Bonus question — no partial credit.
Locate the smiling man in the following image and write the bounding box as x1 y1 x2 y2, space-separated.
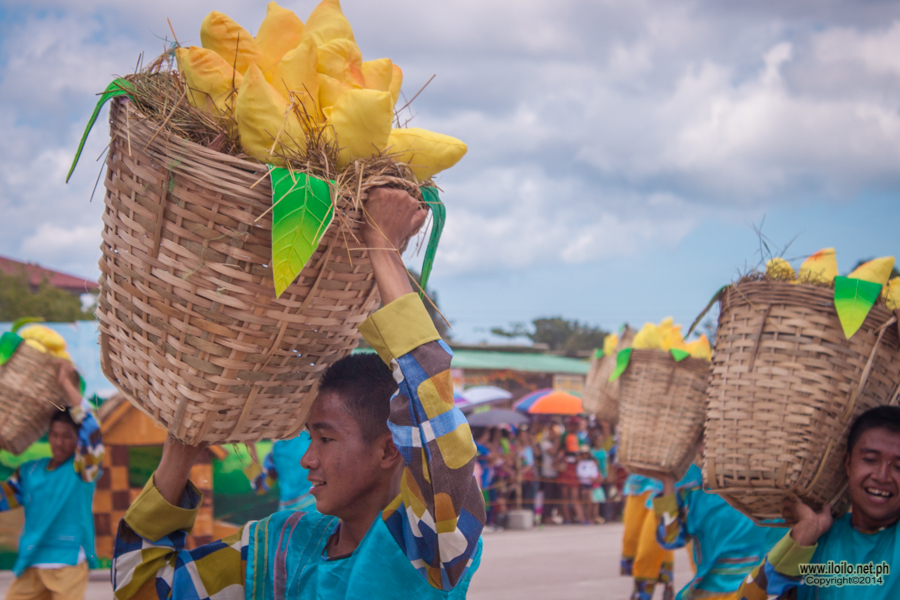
111 188 486 600
738 405 900 599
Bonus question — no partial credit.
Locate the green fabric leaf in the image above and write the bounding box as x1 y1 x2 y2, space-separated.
670 348 690 362
609 348 632 382
66 78 136 183
270 168 334 298
834 276 883 339
592 348 604 359
11 317 44 333
77 374 87 396
0 332 23 366
419 187 445 298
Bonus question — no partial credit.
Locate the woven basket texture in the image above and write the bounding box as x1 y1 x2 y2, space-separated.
0 344 67 454
705 280 900 523
617 349 709 479
582 328 634 423
97 98 420 445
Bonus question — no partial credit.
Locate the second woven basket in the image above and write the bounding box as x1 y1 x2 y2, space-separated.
582 328 634 424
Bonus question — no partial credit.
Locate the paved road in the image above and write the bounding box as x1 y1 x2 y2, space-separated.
0 522 691 599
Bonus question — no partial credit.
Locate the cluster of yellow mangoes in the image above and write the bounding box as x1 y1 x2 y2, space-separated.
766 250 899 310
607 319 711 361
19 326 72 362
175 0 467 179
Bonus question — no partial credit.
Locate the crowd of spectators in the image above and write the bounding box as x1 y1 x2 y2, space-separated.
473 416 626 530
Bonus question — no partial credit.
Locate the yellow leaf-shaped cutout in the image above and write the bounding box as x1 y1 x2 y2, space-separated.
389 64 403 106
885 277 900 311
176 46 243 119
50 348 72 362
386 128 468 181
303 0 355 45
255 2 305 78
685 335 711 361
200 11 266 76
798 248 838 284
657 317 674 340
24 339 47 354
631 323 662 350
271 37 319 120
602 333 619 357
362 58 393 91
661 326 686 352
324 89 393 169
318 73 351 113
20 325 66 351
848 256 895 287
766 257 795 280
317 38 365 88
236 63 306 165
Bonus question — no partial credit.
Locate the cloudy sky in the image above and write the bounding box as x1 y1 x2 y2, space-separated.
1 0 899 342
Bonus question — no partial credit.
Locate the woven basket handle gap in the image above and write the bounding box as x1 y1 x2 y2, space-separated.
747 305 773 373
841 314 898 423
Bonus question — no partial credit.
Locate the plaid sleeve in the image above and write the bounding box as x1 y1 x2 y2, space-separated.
653 492 688 550
0 468 23 511
361 294 486 591
113 477 250 600
738 532 816 600
70 399 105 483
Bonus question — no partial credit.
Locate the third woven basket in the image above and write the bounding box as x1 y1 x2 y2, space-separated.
616 349 709 479
705 279 900 523
582 328 634 423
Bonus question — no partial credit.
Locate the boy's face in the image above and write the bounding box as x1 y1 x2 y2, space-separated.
301 390 393 519
48 421 78 464
845 427 900 530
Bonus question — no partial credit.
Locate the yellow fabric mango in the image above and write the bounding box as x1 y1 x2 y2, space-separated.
386 128 468 181
176 46 243 118
662 326 687 352
50 348 72 362
885 277 900 311
255 2 305 77
848 257 895 287
766 257 795 280
200 11 266 75
24 339 47 354
389 64 403 106
271 37 320 119
324 89 393 169
20 325 66 352
318 73 352 113
602 333 619 357
657 317 675 339
303 0 355 45
236 64 306 164
798 248 838 284
362 59 393 91
686 335 712 361
631 323 662 351
317 38 365 88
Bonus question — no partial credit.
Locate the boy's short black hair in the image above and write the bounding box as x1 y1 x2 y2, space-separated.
847 406 900 454
318 353 398 443
50 408 78 432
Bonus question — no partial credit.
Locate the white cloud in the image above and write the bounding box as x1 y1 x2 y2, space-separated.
20 224 100 271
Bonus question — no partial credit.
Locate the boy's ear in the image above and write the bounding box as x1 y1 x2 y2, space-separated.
378 435 402 468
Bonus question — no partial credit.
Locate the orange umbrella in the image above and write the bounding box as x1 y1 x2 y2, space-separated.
526 390 584 415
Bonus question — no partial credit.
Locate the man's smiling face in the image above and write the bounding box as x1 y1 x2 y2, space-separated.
845 427 900 531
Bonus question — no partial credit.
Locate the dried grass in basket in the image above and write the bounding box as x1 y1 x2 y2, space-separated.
616 349 709 479
582 328 634 423
96 93 427 446
0 344 70 454
704 279 900 524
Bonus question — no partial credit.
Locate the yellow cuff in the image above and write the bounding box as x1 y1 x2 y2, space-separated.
359 293 441 365
767 531 818 577
652 493 678 518
124 476 203 542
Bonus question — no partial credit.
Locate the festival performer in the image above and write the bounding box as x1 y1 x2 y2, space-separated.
0 361 104 600
621 471 676 600
111 188 486 599
248 433 318 513
739 405 900 600
655 463 788 600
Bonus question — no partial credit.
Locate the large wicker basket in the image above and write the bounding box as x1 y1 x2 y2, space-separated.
96 98 420 445
705 280 900 523
582 328 634 423
0 344 68 454
617 349 709 479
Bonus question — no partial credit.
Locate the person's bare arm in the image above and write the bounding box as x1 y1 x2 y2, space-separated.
154 436 207 505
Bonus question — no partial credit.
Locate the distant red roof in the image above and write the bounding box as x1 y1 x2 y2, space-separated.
0 256 99 295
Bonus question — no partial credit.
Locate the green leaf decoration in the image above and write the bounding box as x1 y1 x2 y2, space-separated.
592 348 604 360
11 317 44 333
609 348 633 382
67 78 136 183
77 374 87 396
270 168 334 298
419 186 445 298
834 276 883 339
0 332 23 366
670 348 690 362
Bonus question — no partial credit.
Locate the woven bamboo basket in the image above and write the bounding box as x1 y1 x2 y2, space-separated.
96 98 422 445
616 349 710 479
582 328 634 423
0 344 69 454
705 280 900 523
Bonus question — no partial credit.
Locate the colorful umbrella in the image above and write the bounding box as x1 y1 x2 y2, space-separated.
454 391 468 407
514 388 554 412
461 385 513 406
525 390 584 415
